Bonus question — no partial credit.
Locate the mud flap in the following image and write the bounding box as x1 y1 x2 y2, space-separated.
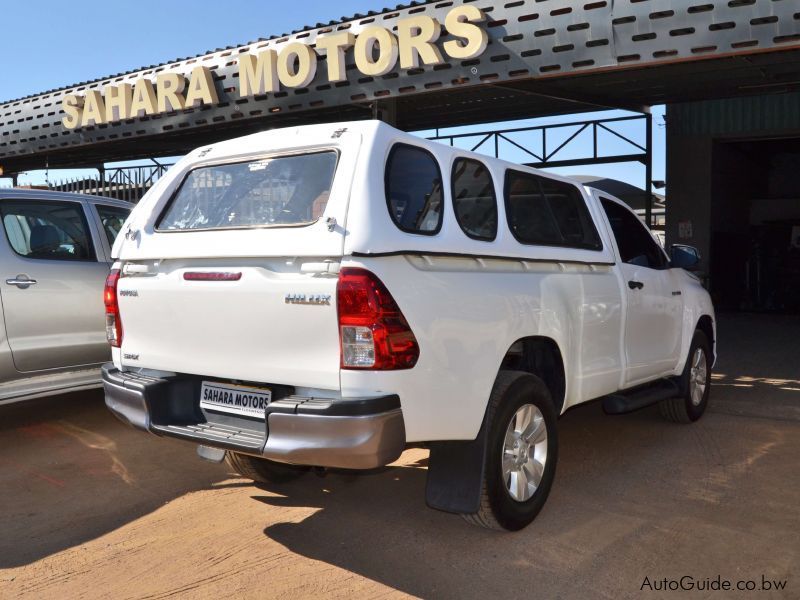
425 416 489 514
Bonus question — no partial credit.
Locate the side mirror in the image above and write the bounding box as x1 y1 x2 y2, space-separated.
670 244 701 271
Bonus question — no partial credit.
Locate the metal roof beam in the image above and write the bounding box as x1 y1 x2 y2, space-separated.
0 0 798 171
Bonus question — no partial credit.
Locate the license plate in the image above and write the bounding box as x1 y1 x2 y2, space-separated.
199 381 272 418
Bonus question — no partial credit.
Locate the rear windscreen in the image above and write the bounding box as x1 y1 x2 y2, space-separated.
157 151 337 230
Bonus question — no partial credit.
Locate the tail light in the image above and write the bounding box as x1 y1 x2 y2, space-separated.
337 267 419 370
104 269 123 347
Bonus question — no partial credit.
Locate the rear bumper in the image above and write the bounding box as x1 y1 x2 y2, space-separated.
102 364 405 469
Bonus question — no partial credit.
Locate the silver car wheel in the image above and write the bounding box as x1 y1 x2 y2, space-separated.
502 403 548 502
689 347 708 407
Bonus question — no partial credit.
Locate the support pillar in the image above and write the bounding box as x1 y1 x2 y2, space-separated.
645 112 653 228
98 165 106 195
373 99 398 127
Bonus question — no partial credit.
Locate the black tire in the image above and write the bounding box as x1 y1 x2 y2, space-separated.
462 371 558 531
225 451 309 484
660 330 712 424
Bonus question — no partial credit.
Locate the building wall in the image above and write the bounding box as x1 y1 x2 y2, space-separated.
668 93 800 138
665 134 714 271
666 93 800 274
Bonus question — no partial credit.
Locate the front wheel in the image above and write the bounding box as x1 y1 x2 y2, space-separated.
660 330 712 423
462 371 559 531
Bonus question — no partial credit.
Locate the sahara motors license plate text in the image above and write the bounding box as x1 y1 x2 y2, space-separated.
199 381 272 418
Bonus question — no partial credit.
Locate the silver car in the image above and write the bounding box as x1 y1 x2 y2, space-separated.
0 189 131 403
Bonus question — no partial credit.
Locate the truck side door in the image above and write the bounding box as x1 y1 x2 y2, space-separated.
597 195 684 385
0 196 111 372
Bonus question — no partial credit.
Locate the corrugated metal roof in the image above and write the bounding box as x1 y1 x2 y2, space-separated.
0 1 435 105
3 0 800 174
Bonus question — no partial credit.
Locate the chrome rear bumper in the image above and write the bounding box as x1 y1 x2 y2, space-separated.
102 364 405 470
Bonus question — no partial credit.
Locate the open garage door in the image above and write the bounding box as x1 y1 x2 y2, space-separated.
710 138 800 313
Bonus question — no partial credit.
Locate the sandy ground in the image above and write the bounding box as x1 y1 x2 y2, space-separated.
0 314 798 599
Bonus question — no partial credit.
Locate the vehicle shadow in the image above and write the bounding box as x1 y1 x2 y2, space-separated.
254 401 734 599
4 313 794 586
0 390 235 569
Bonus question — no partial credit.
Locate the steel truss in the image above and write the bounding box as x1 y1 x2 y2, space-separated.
429 112 655 224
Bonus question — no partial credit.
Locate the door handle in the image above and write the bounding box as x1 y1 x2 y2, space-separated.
6 276 37 289
628 280 644 290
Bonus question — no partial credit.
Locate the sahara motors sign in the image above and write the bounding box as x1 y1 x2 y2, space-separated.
61 5 487 130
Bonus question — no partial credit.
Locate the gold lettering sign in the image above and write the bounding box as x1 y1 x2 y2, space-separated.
277 43 317 88
130 79 157 118
397 16 444 69
315 32 355 83
239 50 279 96
443 5 489 60
156 73 187 113
354 26 399 77
61 7 487 129
80 90 105 127
105 83 132 122
62 94 84 129
185 66 219 107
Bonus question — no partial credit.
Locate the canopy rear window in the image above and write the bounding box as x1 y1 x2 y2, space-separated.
157 151 338 231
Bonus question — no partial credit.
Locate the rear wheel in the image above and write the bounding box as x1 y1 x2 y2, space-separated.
462 371 558 531
225 451 308 484
660 330 711 423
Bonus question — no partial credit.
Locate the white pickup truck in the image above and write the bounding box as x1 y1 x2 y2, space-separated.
103 120 715 531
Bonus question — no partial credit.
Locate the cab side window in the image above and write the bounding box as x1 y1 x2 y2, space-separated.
600 197 667 269
385 144 443 235
0 200 96 261
504 170 602 250
96 204 131 247
451 158 497 241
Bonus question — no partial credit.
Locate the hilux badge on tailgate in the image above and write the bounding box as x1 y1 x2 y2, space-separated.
285 293 331 305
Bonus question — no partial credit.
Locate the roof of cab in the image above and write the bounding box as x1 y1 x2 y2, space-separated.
184 120 386 164
117 119 619 265
0 188 133 208
179 119 588 191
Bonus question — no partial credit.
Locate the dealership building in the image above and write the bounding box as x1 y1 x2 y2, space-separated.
1 0 799 311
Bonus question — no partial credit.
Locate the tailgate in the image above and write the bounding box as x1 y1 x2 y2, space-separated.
117 258 341 389
113 132 362 390
115 130 361 262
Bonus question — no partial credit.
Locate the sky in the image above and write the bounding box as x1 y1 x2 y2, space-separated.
0 0 665 190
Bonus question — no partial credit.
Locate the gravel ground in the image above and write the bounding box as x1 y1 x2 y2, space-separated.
0 313 798 599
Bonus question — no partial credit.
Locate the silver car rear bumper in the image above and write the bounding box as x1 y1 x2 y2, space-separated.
102 364 406 470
